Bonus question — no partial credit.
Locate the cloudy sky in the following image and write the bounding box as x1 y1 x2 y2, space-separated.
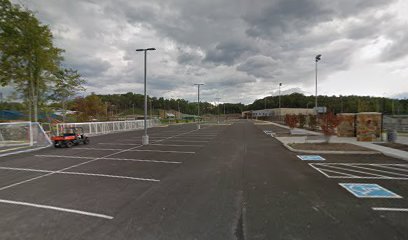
12 0 408 103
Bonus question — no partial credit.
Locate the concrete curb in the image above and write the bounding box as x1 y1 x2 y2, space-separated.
273 137 381 155
283 142 381 155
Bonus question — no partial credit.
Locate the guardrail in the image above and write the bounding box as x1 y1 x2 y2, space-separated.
56 119 160 136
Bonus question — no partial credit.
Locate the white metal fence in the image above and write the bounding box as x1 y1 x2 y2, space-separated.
56 119 160 136
0 122 52 157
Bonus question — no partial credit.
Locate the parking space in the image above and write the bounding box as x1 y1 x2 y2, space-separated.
0 123 227 231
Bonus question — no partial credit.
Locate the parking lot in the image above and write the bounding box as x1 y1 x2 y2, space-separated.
0 123 233 239
0 120 407 240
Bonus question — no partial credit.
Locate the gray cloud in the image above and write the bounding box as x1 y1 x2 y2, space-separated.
12 0 408 103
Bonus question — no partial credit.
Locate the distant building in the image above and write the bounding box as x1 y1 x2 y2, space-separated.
243 108 316 119
252 108 316 117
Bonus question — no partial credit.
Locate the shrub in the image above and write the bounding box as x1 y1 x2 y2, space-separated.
308 114 317 130
284 114 298 129
320 112 340 138
298 114 306 128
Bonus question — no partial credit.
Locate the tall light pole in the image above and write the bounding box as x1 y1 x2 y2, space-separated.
215 97 221 124
136 47 156 145
194 83 204 129
315 54 322 111
278 83 282 108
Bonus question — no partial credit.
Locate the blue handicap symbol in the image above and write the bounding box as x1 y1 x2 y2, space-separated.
339 183 402 198
297 155 325 161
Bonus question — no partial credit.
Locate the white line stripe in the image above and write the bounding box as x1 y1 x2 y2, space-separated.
318 165 390 178
149 144 204 147
0 199 113 219
0 166 160 182
0 128 200 191
340 164 408 177
74 148 195 154
372 207 408 212
131 149 195 154
315 168 359 177
98 143 140 146
36 155 95 160
376 165 408 173
165 140 209 143
35 155 181 164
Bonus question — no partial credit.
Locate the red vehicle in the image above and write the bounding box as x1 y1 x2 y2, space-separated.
51 127 90 148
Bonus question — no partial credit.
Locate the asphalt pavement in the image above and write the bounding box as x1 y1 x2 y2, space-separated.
0 120 406 239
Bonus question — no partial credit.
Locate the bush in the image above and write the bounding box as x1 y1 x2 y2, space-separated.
284 114 298 129
298 114 306 128
308 114 317 130
320 112 340 137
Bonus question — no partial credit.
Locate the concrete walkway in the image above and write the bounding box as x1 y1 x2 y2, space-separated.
267 121 408 161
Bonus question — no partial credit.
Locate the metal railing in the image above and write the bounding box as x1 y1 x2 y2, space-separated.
56 119 160 136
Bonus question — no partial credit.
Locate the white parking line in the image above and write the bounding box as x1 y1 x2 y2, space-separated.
35 155 182 164
130 149 195 154
0 199 113 219
0 166 160 182
165 140 209 143
309 163 408 180
149 144 204 147
73 148 195 154
0 128 200 191
372 207 408 212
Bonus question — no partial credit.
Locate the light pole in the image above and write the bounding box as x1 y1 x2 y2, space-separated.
215 97 221 124
278 83 282 108
315 54 322 111
194 83 204 129
136 47 156 145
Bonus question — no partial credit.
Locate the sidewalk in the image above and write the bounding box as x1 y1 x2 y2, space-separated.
269 121 408 161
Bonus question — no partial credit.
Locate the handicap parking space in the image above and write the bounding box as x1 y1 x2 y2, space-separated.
294 152 408 215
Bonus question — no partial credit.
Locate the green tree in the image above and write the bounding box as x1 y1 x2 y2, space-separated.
0 0 63 122
72 94 105 122
51 68 85 122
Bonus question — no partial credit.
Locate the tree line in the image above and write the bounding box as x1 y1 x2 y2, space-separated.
247 93 408 115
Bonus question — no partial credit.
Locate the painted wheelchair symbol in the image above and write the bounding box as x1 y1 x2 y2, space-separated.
339 183 402 198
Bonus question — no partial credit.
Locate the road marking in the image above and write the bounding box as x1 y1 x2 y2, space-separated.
35 155 182 164
98 143 203 147
130 149 195 154
309 163 408 180
0 199 113 219
339 183 402 198
36 154 94 159
0 166 160 182
98 143 141 146
0 128 200 191
165 140 209 143
318 165 389 178
0 146 31 153
297 155 326 161
372 207 408 212
74 148 195 154
149 144 204 147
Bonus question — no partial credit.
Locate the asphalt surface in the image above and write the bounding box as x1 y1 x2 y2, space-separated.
0 120 406 239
